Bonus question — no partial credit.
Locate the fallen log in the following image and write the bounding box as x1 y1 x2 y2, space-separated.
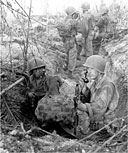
0 77 24 96
93 125 127 153
60 115 128 151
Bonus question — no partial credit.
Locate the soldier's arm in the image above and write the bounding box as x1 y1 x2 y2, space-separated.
91 83 114 115
78 83 114 111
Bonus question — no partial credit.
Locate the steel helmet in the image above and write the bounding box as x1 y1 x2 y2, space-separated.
83 55 106 73
81 2 90 10
100 6 109 15
65 6 76 16
114 3 120 10
28 57 45 73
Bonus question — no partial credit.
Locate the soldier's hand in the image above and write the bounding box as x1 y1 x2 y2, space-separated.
77 101 87 112
28 92 36 98
79 73 85 87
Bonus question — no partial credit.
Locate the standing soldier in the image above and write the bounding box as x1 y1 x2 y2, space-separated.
93 6 110 56
75 33 84 60
56 7 79 79
78 2 94 58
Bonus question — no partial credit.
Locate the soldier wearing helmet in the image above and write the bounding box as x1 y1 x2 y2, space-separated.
76 55 119 137
27 57 63 110
65 6 76 16
93 4 110 56
28 57 46 76
76 2 94 59
81 2 90 12
56 6 79 79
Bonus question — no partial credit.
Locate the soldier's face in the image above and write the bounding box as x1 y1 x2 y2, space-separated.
87 68 99 80
34 68 45 78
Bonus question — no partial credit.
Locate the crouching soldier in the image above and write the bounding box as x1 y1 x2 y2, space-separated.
76 55 119 137
21 57 63 120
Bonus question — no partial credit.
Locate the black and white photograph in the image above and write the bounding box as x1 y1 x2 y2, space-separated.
0 0 128 152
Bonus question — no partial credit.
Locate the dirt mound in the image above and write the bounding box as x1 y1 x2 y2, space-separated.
105 34 128 119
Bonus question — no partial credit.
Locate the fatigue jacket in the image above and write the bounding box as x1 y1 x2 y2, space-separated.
60 17 78 51
95 15 109 34
88 75 119 124
78 11 94 38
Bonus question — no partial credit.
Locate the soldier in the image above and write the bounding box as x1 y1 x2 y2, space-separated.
76 55 119 137
75 33 84 60
78 2 94 58
93 6 110 56
56 7 78 79
27 57 63 110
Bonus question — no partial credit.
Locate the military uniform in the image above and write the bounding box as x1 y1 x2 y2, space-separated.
93 7 109 56
77 75 119 135
64 18 78 76
80 12 94 57
29 75 63 98
57 7 78 78
77 55 119 136
27 57 63 110
78 2 94 58
75 33 83 60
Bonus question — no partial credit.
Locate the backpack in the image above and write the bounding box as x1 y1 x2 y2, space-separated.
57 17 78 38
56 19 72 37
78 12 93 37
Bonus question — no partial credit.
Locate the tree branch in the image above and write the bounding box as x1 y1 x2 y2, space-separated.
0 77 24 96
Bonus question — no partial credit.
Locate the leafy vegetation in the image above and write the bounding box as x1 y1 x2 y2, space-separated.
0 0 128 152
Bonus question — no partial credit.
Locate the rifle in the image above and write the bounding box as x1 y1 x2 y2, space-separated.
73 69 91 135
73 83 80 135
